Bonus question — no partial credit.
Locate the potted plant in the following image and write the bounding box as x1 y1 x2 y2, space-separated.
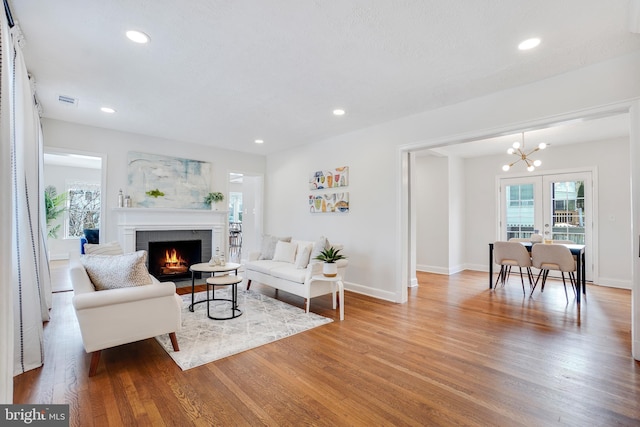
314 246 346 277
204 192 225 210
45 185 67 238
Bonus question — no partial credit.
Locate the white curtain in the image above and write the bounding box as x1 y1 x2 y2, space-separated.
0 2 14 404
1 5 52 384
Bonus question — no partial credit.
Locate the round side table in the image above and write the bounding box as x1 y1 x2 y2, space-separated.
188 262 241 312
206 275 243 320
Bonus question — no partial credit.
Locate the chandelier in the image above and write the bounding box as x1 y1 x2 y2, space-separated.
502 132 547 172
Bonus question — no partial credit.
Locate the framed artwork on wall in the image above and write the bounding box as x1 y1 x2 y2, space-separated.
127 151 211 209
309 166 349 190
309 192 349 213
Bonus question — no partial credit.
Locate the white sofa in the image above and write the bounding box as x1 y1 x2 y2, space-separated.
69 255 182 376
244 238 347 314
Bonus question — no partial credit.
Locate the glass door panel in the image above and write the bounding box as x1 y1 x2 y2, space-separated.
500 172 592 281
500 177 542 240
544 178 586 244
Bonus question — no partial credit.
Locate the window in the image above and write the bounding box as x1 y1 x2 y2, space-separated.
550 180 585 243
505 183 535 239
65 181 101 238
228 192 243 223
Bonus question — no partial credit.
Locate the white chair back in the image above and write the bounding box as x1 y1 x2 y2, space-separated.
531 243 575 272
494 241 532 267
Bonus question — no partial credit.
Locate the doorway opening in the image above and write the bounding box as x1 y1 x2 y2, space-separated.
44 149 104 260
401 107 632 304
228 171 263 263
499 171 595 281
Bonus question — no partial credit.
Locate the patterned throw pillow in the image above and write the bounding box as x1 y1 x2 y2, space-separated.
81 250 152 291
258 235 292 260
83 241 124 256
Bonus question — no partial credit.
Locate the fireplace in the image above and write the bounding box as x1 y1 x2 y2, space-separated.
148 239 201 281
115 209 226 269
136 229 212 282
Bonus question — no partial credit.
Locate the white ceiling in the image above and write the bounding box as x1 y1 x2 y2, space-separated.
420 112 631 158
9 0 640 156
44 152 102 169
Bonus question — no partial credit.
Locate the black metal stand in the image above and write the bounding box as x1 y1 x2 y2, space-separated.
206 278 243 320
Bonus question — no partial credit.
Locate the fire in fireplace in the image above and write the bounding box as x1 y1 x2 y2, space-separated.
148 240 202 281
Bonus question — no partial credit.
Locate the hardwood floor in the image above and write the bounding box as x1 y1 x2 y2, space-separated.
13 268 640 426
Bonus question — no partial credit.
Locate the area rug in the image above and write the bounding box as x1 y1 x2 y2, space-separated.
155 289 333 370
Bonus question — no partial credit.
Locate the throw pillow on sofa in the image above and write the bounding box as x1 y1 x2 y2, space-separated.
259 234 292 260
309 236 329 263
272 241 298 263
294 243 313 269
83 241 124 256
81 250 152 291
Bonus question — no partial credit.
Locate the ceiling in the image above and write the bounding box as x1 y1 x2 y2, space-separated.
9 0 640 156
420 112 631 158
43 152 102 169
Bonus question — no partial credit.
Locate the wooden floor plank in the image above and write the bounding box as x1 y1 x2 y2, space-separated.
12 265 640 425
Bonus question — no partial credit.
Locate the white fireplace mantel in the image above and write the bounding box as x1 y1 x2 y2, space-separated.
114 208 228 254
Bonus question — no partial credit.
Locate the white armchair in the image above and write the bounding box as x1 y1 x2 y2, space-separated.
69 256 182 376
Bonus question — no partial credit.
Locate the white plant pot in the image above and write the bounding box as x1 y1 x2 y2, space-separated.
323 262 338 277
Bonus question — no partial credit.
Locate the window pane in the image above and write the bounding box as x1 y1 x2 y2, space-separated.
505 184 535 239
66 182 101 238
551 180 585 244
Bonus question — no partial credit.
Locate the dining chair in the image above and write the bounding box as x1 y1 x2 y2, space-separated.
508 238 530 242
530 243 577 303
493 241 533 294
551 240 578 262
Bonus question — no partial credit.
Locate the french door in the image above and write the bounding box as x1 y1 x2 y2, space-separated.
499 171 594 281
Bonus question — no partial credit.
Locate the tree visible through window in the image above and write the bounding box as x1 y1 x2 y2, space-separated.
66 181 101 238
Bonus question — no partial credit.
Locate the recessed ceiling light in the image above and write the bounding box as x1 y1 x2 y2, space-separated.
126 30 150 44
333 109 346 116
100 107 116 113
518 38 541 50
255 139 264 144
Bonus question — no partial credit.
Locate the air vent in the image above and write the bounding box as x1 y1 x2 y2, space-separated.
58 95 78 106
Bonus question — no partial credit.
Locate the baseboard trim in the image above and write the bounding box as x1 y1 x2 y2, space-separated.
595 277 632 289
416 264 465 275
344 281 397 302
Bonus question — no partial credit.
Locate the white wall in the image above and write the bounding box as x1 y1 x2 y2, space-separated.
44 163 101 260
265 139 399 301
415 155 449 273
264 51 640 301
448 156 465 274
41 119 266 246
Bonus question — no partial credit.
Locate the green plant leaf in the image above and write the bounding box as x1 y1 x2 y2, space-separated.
146 189 165 198
313 246 346 263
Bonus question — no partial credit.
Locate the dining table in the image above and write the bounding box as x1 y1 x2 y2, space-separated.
488 242 586 304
